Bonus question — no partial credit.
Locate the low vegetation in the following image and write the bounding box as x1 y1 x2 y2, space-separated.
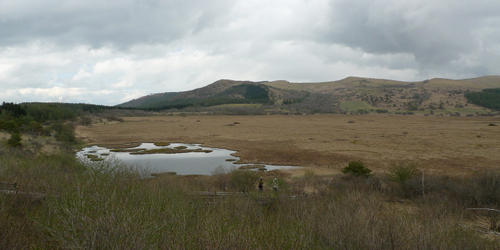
387 163 422 198
238 165 266 170
387 163 420 183
465 88 500 111
110 148 146 153
342 161 372 177
1 147 499 248
86 154 104 161
0 102 119 148
129 147 212 155
1 104 499 248
7 132 22 147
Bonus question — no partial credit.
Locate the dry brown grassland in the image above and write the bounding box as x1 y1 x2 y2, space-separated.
2 114 500 248
76 114 500 176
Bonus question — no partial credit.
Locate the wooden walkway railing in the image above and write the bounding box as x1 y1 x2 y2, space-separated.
0 182 46 200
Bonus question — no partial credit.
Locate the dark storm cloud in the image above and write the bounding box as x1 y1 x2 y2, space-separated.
0 0 233 48
323 0 500 66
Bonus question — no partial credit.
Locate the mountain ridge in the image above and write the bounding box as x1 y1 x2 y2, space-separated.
118 76 500 115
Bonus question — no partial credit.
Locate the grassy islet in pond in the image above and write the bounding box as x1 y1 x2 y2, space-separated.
110 148 146 153
129 147 212 155
108 144 210 155
86 154 104 161
238 164 265 170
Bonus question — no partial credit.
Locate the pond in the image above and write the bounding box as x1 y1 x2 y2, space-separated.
76 142 299 176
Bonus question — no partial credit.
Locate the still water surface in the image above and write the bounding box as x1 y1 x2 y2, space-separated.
77 143 299 176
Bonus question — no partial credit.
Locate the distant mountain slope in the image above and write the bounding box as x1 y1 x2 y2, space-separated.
118 76 500 115
118 80 252 109
465 88 500 110
119 80 309 110
265 76 500 92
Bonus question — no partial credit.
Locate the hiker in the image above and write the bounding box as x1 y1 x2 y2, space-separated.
258 177 264 191
272 177 279 191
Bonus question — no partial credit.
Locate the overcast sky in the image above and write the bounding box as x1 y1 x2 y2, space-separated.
1 0 499 105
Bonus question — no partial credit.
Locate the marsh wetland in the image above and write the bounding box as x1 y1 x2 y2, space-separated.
78 142 299 176
2 109 500 249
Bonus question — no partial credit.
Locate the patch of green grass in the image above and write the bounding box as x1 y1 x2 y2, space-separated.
110 148 146 153
339 101 374 112
86 154 104 161
209 103 263 109
445 107 489 114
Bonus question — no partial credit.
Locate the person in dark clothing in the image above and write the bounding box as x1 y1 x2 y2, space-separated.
258 177 264 191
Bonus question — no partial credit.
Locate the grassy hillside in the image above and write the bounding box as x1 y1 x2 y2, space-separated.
118 76 500 115
465 88 500 110
119 81 274 110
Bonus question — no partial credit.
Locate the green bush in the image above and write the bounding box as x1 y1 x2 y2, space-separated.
229 170 260 192
0 119 20 133
387 164 422 198
387 164 420 183
25 121 45 135
52 122 76 144
7 132 22 147
342 161 371 177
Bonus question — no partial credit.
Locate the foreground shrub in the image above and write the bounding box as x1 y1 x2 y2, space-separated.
51 122 76 143
342 161 371 177
386 164 423 198
229 170 260 192
7 132 21 147
212 166 232 191
1 149 499 249
0 119 20 133
457 170 500 206
387 164 420 183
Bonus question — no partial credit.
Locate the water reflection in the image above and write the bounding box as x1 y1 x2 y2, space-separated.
77 143 299 176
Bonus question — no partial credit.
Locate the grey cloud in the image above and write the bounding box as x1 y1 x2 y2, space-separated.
0 0 234 48
322 0 500 68
1 0 500 105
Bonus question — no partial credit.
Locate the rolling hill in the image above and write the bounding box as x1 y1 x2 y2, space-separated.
118 76 500 115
